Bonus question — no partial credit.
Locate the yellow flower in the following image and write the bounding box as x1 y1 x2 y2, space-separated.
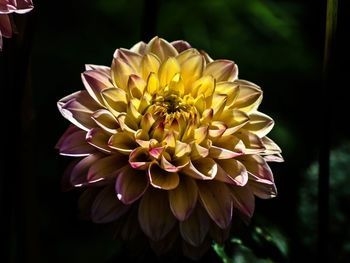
56 36 283 258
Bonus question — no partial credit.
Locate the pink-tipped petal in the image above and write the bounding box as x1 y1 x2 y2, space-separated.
215 159 248 186
148 162 180 190
115 165 149 205
230 186 255 221
182 158 217 180
146 36 178 62
70 154 103 187
171 40 192 53
86 128 112 154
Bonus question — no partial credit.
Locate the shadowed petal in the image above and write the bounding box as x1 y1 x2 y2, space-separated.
86 128 112 153
111 57 135 90
70 153 104 187
197 180 233 229
130 41 147 55
87 154 127 183
92 109 119 134
115 165 149 204
0 15 12 38
100 87 128 116
235 130 266 153
129 147 151 170
180 205 209 247
238 154 274 182
171 40 192 53
230 186 255 221
108 132 138 154
169 176 198 221
114 48 142 72
138 188 176 241
148 162 179 190
91 184 129 223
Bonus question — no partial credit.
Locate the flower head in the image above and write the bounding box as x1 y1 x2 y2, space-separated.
57 37 283 258
0 0 33 50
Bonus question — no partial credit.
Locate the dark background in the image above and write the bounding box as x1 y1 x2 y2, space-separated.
1 0 349 262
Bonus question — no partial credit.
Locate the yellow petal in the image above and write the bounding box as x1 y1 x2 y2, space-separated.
146 36 178 62
204 59 238 82
114 48 142 72
108 132 137 154
127 74 146 99
217 109 250 136
100 87 127 116
231 80 262 112
244 112 274 138
141 53 161 80
182 158 217 180
214 81 239 106
191 75 215 98
215 159 248 186
158 57 181 88
146 72 160 95
86 128 112 154
180 54 204 92
92 109 119 134
148 162 180 190
111 57 135 90
130 41 147 54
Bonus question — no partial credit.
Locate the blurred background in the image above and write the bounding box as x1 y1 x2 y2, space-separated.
1 0 349 262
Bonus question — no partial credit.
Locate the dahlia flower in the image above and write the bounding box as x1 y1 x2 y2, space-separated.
56 37 283 258
0 0 33 50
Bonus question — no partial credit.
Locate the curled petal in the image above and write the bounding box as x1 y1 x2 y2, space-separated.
81 69 113 105
214 81 239 106
146 36 178 62
87 154 127 183
191 75 215 98
238 154 274 182
91 184 129 223
180 205 209 247
57 91 99 131
209 145 242 159
148 162 180 190
215 159 248 186
182 158 217 180
86 128 112 153
217 109 249 136
197 181 233 229
169 176 198 221
129 147 150 169
115 165 149 204
70 153 103 187
101 87 127 116
108 132 138 154
249 180 277 199
127 74 146 99
204 60 238 82
138 188 176 241
231 80 262 112
244 112 274 138
92 109 119 134
235 130 266 153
